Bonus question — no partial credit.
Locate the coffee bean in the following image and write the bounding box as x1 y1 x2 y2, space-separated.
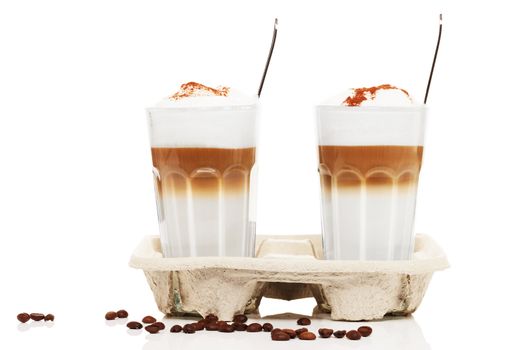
298 331 316 340
297 317 311 326
152 322 165 330
29 313 45 321
216 320 228 327
219 324 235 333
205 314 219 323
205 322 219 331
358 326 373 337
44 314 55 322
262 323 273 332
170 325 182 333
282 329 297 339
142 316 156 324
145 325 160 334
246 323 262 332
183 324 196 334
318 328 333 338
295 327 308 335
333 330 347 338
116 310 128 318
127 321 143 330
17 313 30 323
105 311 117 320
233 322 248 331
271 330 290 341
192 322 204 331
233 314 248 323
346 330 361 340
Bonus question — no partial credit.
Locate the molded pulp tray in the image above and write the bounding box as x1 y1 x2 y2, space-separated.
129 234 448 321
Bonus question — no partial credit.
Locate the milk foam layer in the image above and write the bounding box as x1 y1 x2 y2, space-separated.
317 106 426 146
323 84 413 107
155 82 257 108
148 82 257 148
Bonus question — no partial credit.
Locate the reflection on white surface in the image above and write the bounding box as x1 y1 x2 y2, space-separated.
141 315 430 350
17 321 54 332
104 318 128 327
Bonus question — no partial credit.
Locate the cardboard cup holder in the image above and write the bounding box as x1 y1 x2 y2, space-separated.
129 234 448 321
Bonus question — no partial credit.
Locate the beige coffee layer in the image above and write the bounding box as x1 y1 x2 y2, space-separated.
151 147 256 195
318 145 423 188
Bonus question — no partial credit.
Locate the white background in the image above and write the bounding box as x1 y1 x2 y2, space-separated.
1 0 524 349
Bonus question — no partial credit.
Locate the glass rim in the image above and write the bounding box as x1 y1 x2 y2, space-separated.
316 104 427 112
147 103 258 113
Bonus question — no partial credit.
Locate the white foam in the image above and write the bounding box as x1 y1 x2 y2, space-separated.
147 102 258 148
323 87 413 106
360 88 413 106
155 88 258 108
316 106 426 146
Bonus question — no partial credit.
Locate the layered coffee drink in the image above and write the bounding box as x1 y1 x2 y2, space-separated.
147 82 258 257
317 85 426 260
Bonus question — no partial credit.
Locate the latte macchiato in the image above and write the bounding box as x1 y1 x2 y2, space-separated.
148 82 258 257
317 85 426 260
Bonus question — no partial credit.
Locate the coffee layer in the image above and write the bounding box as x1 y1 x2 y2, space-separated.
151 147 256 257
152 147 256 195
318 146 423 188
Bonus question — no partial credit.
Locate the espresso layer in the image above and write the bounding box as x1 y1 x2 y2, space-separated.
318 145 423 188
151 147 256 195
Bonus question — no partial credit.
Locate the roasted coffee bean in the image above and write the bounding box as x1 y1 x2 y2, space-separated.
219 324 235 333
116 310 128 318
145 325 160 334
44 314 55 322
298 331 316 340
246 323 263 332
205 314 219 323
318 328 333 338
233 314 248 323
126 321 143 330
105 311 117 321
216 320 228 327
271 330 290 341
170 325 182 333
152 322 165 330
30 313 45 321
346 330 361 340
17 313 30 323
333 330 347 338
183 324 196 334
358 326 373 337
262 323 273 332
271 328 281 334
233 322 248 331
295 327 308 335
297 317 311 326
282 329 297 339
142 316 156 324
192 322 204 331
184 324 197 333
205 322 219 331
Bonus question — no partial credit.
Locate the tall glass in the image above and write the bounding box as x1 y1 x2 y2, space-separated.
317 105 426 260
147 104 258 257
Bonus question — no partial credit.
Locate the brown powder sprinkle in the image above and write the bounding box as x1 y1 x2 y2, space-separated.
342 84 410 106
170 82 230 100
